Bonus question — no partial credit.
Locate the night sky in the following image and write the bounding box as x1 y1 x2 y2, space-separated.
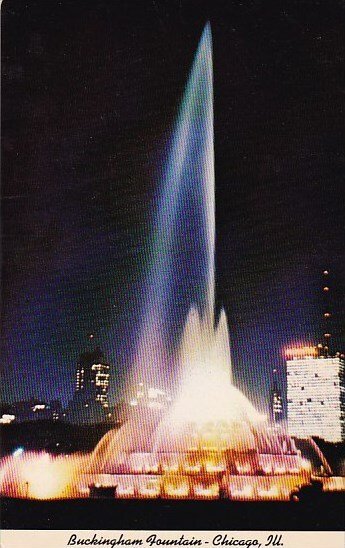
2 0 345 414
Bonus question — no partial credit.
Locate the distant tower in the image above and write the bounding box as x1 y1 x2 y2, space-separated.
75 347 110 409
321 269 332 356
271 368 283 424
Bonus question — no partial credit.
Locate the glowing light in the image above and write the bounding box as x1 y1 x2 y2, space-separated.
262 465 272 474
231 485 254 499
133 465 143 473
0 451 89 500
323 286 329 292
165 482 189 498
205 462 226 473
139 485 160 498
159 308 264 433
184 464 201 473
117 485 135 496
32 405 45 412
12 447 24 458
236 462 252 474
21 454 75 499
258 486 280 498
144 464 159 473
0 414 15 424
274 466 286 474
285 346 317 358
162 464 179 473
301 459 311 470
322 476 345 492
194 483 219 498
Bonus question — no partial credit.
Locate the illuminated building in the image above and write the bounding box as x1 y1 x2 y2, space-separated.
129 382 171 410
272 390 283 423
270 368 283 424
67 347 111 424
286 347 345 442
0 414 15 424
75 348 110 409
0 399 62 423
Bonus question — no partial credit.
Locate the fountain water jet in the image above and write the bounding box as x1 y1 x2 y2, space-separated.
109 22 266 462
130 22 215 393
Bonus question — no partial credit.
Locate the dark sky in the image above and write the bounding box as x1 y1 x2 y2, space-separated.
2 0 345 413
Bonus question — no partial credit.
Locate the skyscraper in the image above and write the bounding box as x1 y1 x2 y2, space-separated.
75 347 110 409
270 369 283 424
286 346 345 442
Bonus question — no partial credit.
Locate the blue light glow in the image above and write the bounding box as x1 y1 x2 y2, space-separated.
12 447 24 458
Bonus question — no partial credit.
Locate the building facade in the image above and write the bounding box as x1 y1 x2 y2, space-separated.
286 348 345 442
0 399 63 423
75 348 110 409
270 368 283 424
271 388 283 424
68 347 111 425
129 382 171 410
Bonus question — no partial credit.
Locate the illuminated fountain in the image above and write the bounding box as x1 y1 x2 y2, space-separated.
0 23 335 501
78 23 325 501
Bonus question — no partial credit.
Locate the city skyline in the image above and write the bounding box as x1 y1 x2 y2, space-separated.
2 0 344 412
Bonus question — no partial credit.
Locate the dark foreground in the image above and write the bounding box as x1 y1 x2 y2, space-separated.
1 494 344 530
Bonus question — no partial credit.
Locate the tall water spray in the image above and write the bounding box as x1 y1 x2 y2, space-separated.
130 23 215 391
109 22 264 460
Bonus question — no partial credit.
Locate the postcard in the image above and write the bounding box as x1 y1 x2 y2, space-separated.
1 1 344 547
